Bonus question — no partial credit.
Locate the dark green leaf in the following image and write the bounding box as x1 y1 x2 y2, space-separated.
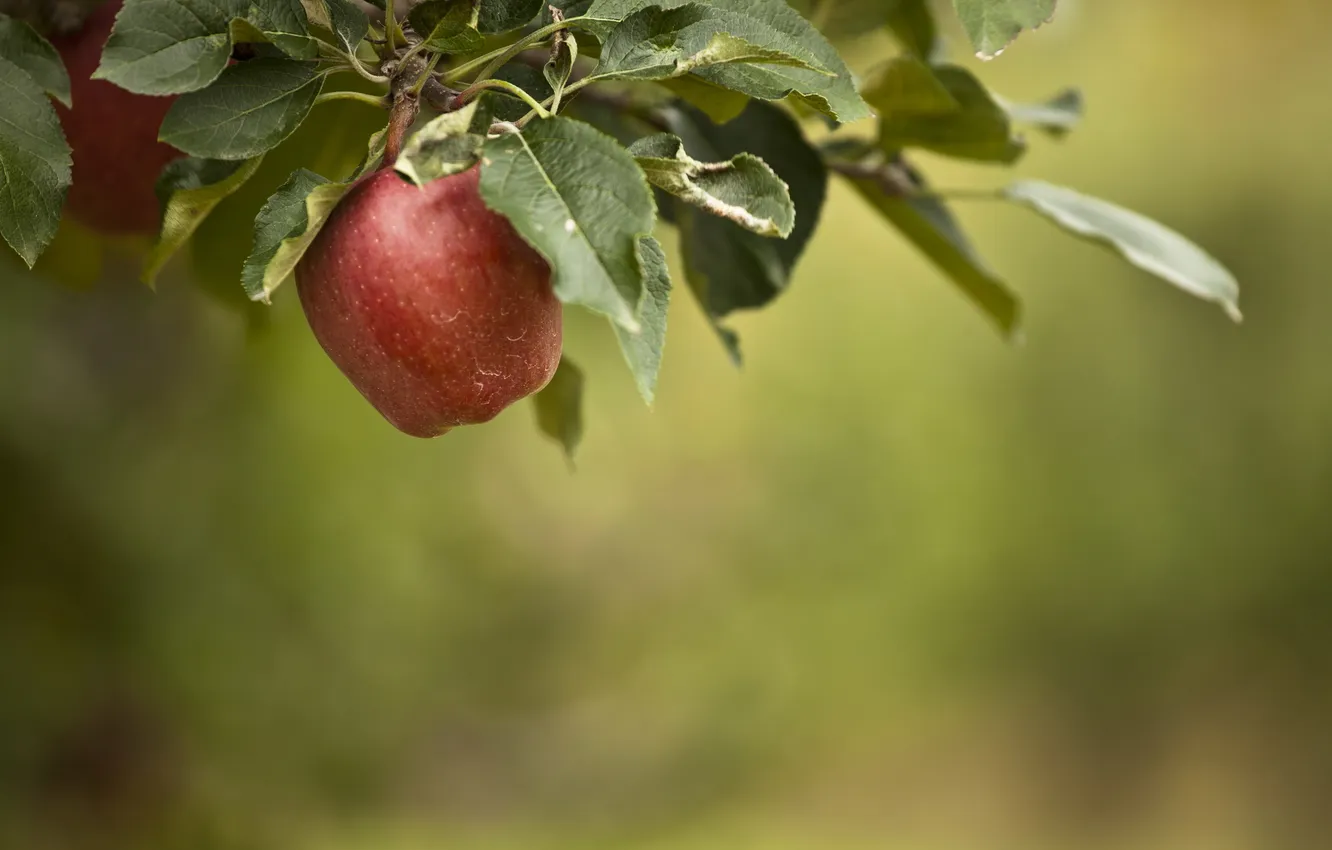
478 117 655 331
242 168 349 301
0 14 71 106
1005 180 1241 321
664 101 826 322
0 54 71 268
836 158 1020 335
629 132 794 237
593 3 831 83
862 56 958 114
478 0 545 33
160 59 324 160
883 0 938 60
878 64 1025 163
585 0 870 123
1003 87 1082 137
394 101 485 185
143 156 265 286
533 356 585 460
95 0 317 95
409 0 485 52
952 0 1056 59
613 236 671 404
322 0 370 55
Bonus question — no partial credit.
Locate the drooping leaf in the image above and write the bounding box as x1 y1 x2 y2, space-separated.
584 0 871 123
834 155 1020 335
629 132 794 237
533 356 585 460
544 28 577 109
878 64 1025 164
665 102 825 317
394 101 485 186
952 0 1056 59
0 54 71 268
143 156 265 286
160 59 325 160
0 14 71 106
653 102 823 365
1003 87 1082 137
883 0 938 60
1005 180 1241 321
593 3 831 83
242 168 349 302
322 0 370 55
613 236 672 404
478 117 656 331
478 0 544 32
95 0 318 95
409 0 485 52
862 56 958 114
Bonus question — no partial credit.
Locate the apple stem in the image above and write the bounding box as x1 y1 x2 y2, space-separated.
384 92 420 167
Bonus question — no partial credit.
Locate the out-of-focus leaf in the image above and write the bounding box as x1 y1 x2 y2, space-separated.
1005 180 1241 321
952 0 1056 59
533 357 585 460
143 156 264 286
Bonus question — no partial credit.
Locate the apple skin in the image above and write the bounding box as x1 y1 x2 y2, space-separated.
50 0 182 235
295 167 562 437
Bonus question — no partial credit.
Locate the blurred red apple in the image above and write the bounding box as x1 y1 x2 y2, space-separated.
295 167 562 437
50 0 181 234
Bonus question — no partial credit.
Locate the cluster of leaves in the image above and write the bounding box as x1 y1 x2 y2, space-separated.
0 0 1240 455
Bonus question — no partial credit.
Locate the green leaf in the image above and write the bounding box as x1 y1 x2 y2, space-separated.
0 14 71 106
143 156 265 287
835 156 1020 335
95 0 318 95
478 117 655 331
478 0 544 33
952 0 1056 59
408 0 485 52
663 102 825 363
1005 180 1241 321
533 356 585 460
877 64 1025 164
629 132 793 237
160 59 325 160
242 168 349 302
863 56 958 114
0 54 71 268
585 0 871 123
613 236 671 404
322 0 370 55
1003 87 1082 137
883 0 938 60
394 101 485 186
593 3 831 83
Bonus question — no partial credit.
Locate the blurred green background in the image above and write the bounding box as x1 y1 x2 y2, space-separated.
4 1 1331 848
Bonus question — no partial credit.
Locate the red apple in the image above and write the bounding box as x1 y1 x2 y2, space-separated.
50 0 182 234
295 167 562 437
